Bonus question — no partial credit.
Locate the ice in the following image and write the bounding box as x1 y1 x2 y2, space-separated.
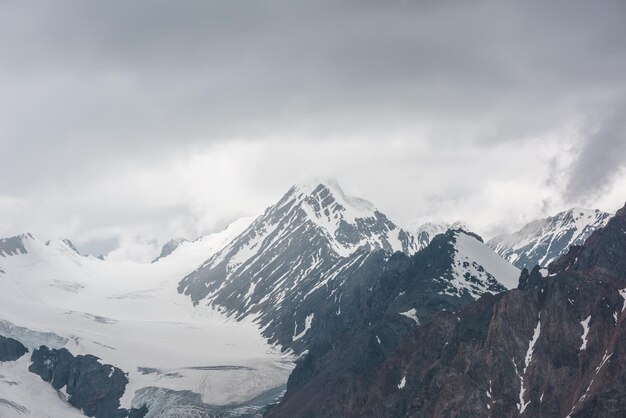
0 232 294 412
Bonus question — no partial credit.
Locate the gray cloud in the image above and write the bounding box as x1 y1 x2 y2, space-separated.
566 104 626 202
1 0 625 257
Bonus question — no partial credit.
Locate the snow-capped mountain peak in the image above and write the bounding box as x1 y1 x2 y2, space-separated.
281 180 410 256
487 207 612 269
179 181 419 351
407 220 469 250
45 238 82 256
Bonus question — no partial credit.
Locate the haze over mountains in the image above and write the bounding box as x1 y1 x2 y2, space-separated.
0 180 619 418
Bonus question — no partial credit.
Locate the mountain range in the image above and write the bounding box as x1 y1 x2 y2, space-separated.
0 179 618 418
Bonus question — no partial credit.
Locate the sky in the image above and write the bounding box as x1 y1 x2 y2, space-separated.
1 0 625 260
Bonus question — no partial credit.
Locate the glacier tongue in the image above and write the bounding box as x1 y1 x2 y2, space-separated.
0 228 293 415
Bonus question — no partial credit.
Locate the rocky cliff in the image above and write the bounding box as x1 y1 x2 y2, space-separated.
270 201 626 417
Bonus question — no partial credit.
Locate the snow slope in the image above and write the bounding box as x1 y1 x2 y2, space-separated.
450 231 521 292
0 230 293 417
153 216 255 266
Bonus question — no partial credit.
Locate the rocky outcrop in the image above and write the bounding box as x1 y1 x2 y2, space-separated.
268 230 511 417
29 346 147 418
0 335 27 361
270 202 626 417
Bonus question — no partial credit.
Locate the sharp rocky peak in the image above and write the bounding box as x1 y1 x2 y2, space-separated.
487 206 612 269
286 179 378 222
547 201 626 283
0 233 35 257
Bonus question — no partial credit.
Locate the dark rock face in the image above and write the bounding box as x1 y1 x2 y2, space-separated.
268 231 508 417
270 202 626 417
29 346 147 418
0 335 28 361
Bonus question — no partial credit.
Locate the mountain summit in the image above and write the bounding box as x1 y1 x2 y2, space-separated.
178 180 419 351
487 207 612 269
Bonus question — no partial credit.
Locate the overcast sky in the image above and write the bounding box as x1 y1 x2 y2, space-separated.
1 0 625 260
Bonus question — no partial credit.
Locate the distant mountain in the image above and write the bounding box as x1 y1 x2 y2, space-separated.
151 238 189 263
487 207 612 269
407 221 468 250
151 217 255 265
46 238 82 255
271 202 626 418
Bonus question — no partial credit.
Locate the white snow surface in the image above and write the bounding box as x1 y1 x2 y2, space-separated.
153 216 255 266
0 231 293 415
580 316 591 350
447 232 521 295
518 314 541 414
397 374 407 389
292 313 314 341
0 356 87 418
399 308 420 324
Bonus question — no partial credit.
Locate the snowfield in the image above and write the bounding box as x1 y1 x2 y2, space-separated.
0 230 294 417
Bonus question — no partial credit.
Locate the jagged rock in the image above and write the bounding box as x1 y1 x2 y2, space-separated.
29 346 148 418
0 335 28 361
269 201 626 417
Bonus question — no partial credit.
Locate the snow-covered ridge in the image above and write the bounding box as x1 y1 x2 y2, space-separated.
442 230 521 297
152 216 256 266
288 180 415 256
487 208 612 269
